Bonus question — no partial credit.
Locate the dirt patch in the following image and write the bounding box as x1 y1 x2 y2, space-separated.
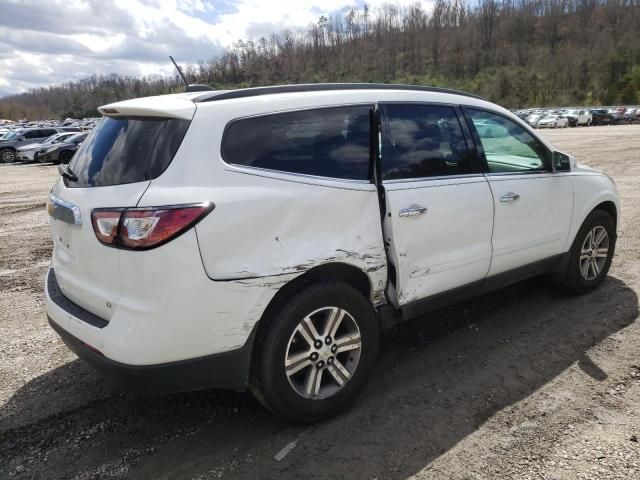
0 126 639 479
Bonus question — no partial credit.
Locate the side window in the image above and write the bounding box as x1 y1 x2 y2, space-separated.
467 109 550 173
23 130 41 139
222 105 372 181
381 104 473 180
42 129 58 137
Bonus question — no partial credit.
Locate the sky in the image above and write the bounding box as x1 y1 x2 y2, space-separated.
0 0 432 98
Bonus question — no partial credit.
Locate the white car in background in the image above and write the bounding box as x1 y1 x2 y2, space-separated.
45 84 620 422
564 109 593 126
16 132 78 161
525 112 544 127
537 114 569 128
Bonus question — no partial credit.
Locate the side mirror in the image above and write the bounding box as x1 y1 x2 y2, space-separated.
553 151 572 172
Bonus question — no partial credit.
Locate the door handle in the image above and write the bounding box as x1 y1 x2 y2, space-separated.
499 192 520 203
399 205 428 217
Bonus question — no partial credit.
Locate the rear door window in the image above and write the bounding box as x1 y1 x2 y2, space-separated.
23 130 43 139
66 117 190 187
380 104 473 180
222 105 372 181
41 129 58 137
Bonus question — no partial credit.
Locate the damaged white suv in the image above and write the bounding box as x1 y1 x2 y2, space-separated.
46 84 619 422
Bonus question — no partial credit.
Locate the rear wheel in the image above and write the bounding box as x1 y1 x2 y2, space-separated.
250 281 378 422
556 210 616 294
0 148 16 163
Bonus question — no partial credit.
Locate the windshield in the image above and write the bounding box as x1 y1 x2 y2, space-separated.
1 131 19 140
43 134 62 144
51 134 72 144
67 117 190 188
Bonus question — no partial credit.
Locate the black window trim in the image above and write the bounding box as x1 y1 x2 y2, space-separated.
460 105 554 176
220 103 376 185
378 101 485 183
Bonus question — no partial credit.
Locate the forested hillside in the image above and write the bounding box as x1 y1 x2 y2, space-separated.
2 0 640 120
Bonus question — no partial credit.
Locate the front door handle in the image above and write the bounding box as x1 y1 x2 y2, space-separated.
399 205 428 217
499 192 520 203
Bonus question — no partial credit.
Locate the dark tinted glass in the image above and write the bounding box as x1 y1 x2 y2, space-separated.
66 117 190 187
381 104 472 179
222 106 372 180
23 130 42 139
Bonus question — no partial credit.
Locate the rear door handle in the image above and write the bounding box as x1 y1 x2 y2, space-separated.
499 192 520 203
399 205 428 217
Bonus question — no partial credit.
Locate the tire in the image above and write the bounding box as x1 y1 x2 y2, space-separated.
59 151 73 164
556 210 616 294
0 148 16 163
249 280 379 422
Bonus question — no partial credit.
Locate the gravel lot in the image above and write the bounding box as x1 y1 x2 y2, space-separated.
1 125 639 480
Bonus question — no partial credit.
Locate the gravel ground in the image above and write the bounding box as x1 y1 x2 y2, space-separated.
1 125 639 480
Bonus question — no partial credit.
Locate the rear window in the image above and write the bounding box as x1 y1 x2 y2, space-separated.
66 117 190 187
221 105 372 181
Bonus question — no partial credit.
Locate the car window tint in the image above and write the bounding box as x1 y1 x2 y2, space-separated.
66 117 190 188
222 106 372 181
381 104 472 180
23 130 42 139
467 109 549 173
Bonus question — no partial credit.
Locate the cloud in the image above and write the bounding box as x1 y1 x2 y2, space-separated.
0 0 433 97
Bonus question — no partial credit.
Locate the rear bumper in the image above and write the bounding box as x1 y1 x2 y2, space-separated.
45 265 261 393
38 152 58 163
48 315 254 393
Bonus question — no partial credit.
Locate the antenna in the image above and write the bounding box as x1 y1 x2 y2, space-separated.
169 55 188 87
169 55 213 93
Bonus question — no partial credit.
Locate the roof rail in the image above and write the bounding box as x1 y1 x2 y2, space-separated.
194 83 486 102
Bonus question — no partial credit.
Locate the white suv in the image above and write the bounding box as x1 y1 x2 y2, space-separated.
45 84 619 422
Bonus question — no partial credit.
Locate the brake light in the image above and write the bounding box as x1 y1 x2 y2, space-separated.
91 210 121 245
90 203 214 250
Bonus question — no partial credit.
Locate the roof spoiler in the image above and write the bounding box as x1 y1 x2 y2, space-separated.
185 84 213 92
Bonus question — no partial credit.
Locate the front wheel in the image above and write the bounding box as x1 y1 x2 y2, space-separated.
556 210 616 294
250 281 378 422
0 148 16 163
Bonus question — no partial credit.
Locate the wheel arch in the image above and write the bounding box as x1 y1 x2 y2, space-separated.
262 262 373 318
251 262 374 343
593 200 617 228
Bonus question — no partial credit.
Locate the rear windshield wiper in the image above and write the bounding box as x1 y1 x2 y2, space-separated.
58 163 78 182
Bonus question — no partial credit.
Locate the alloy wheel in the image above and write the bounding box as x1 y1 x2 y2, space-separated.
580 226 609 281
1 150 15 163
284 306 361 399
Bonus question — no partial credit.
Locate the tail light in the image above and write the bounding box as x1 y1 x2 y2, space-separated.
91 203 214 250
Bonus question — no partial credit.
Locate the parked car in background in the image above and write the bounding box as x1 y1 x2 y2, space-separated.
536 114 569 128
45 84 619 422
525 112 544 127
37 132 88 164
623 108 640 124
590 109 615 126
0 127 63 162
16 132 78 162
564 109 592 127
